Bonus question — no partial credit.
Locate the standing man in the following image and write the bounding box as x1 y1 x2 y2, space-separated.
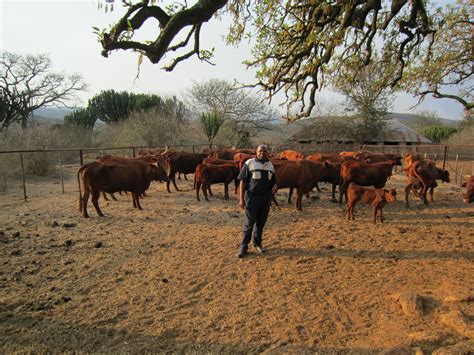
237 144 278 258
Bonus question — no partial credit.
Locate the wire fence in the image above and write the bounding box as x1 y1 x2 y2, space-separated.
0 143 473 201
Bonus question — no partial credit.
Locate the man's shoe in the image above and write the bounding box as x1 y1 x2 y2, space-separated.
238 248 248 258
254 244 266 253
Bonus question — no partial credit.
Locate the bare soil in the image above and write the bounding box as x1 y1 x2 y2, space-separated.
0 167 473 353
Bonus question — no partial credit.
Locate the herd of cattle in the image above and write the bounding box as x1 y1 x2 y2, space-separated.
76 147 474 222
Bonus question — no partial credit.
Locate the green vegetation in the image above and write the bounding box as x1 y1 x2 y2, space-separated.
421 125 458 144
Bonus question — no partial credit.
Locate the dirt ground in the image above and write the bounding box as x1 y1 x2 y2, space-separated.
0 166 473 353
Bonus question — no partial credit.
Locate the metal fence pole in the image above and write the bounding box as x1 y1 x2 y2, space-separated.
80 149 84 166
19 153 27 202
442 145 448 170
455 154 459 185
59 151 65 194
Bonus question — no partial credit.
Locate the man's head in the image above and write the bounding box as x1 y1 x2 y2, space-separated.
256 144 269 161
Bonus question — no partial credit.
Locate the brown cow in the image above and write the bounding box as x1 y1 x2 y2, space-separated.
194 163 239 201
96 154 170 200
272 160 333 210
405 160 449 206
346 184 397 223
411 167 450 202
165 151 210 192
77 160 168 218
339 160 396 204
463 175 474 203
276 149 305 160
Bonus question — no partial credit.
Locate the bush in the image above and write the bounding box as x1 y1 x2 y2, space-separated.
95 108 205 148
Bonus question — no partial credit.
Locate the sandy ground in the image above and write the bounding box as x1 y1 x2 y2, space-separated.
0 166 473 353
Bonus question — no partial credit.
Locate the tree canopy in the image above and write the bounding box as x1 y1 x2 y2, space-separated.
98 0 473 121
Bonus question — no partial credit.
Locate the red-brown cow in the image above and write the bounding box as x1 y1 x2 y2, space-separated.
404 160 449 206
339 160 396 204
272 160 333 210
194 163 239 201
276 149 305 160
403 151 422 168
463 175 474 203
358 151 402 166
165 152 210 192
77 160 168 218
346 184 397 224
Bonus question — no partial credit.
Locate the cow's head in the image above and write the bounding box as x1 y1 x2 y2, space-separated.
437 168 450 183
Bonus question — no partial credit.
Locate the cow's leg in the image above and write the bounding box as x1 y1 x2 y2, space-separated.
271 193 279 206
339 181 349 204
167 173 180 192
404 182 413 207
82 189 90 218
315 183 322 193
91 190 104 217
177 173 182 180
102 192 109 201
196 181 201 201
429 186 435 202
288 188 293 204
234 178 239 195
208 185 213 196
132 193 137 208
184 174 188 181
295 189 303 211
331 183 337 201
135 193 143 210
379 207 384 223
224 183 229 200
203 183 210 202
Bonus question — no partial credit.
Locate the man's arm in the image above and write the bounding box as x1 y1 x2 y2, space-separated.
239 180 246 210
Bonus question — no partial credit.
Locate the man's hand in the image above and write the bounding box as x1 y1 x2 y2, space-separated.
272 184 278 194
239 199 245 210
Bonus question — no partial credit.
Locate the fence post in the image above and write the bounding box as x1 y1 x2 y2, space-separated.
132 147 136 157
80 149 84 166
59 151 65 194
434 153 437 164
19 153 27 202
454 154 459 185
460 169 463 187
192 145 195 153
442 145 448 170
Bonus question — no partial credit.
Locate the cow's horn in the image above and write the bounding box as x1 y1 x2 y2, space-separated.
161 145 169 155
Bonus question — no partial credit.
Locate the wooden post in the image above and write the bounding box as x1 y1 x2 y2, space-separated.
442 145 448 170
19 153 27 202
132 147 136 157
59 151 65 194
460 169 463 187
434 153 437 164
80 149 84 166
192 145 195 153
454 154 459 185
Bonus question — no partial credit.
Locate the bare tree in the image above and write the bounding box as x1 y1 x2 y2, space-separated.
186 78 278 129
0 52 87 130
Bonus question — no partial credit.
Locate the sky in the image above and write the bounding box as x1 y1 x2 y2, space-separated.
0 0 466 121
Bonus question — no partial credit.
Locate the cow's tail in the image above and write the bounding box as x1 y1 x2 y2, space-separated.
77 164 88 212
412 162 427 191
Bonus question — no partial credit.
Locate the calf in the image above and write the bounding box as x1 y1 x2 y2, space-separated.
347 184 397 224
194 163 239 201
339 160 396 204
463 175 474 203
